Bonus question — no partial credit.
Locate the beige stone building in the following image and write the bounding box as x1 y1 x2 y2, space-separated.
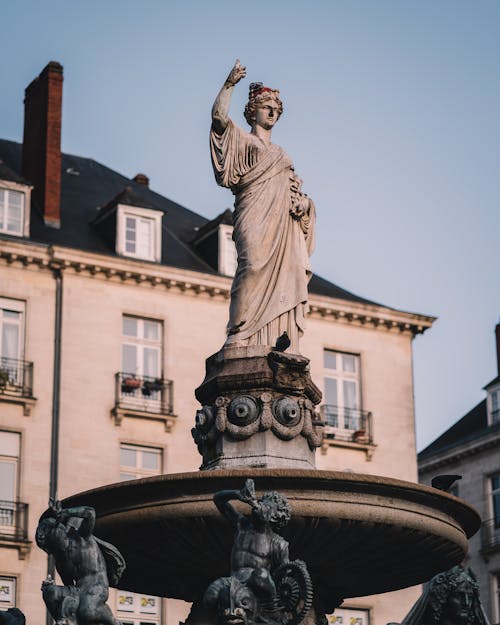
0 62 435 625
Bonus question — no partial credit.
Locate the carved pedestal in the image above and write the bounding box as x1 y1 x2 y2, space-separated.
192 346 324 470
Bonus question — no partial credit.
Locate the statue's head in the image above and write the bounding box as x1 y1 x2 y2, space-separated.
244 82 283 128
252 490 291 530
426 566 479 625
35 517 57 553
205 577 257 625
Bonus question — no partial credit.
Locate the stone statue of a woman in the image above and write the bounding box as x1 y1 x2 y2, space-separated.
211 60 316 354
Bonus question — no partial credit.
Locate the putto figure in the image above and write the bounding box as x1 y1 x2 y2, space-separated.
211 60 316 354
35 499 125 625
398 566 491 625
204 479 313 625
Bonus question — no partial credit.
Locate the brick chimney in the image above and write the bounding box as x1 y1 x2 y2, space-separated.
496 322 500 376
22 61 63 228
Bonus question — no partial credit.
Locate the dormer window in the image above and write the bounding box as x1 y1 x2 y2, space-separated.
117 206 161 262
488 385 500 425
0 189 23 235
0 171 32 238
218 224 237 277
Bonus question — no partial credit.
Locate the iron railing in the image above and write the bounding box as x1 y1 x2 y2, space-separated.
0 357 33 398
115 372 174 415
320 404 373 444
481 518 500 552
0 501 28 541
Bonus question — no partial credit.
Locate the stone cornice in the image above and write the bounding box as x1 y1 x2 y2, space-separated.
419 428 500 473
0 238 435 336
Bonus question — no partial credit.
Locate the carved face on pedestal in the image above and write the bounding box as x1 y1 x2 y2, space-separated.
443 580 475 625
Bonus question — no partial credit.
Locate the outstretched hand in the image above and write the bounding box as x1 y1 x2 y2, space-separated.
225 59 246 86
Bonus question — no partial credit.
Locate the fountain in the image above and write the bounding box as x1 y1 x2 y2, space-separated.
47 61 480 625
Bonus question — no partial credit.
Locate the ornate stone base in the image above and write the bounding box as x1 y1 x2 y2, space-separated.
192 346 324 470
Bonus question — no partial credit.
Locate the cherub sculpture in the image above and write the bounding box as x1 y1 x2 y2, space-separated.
204 479 313 625
398 566 491 625
35 499 125 625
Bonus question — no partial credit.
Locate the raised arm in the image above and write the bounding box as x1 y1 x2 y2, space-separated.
212 60 246 134
57 505 96 538
213 479 257 526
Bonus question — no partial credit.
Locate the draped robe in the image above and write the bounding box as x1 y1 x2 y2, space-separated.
210 119 315 352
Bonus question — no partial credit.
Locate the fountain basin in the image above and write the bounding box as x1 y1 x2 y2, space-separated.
62 469 480 613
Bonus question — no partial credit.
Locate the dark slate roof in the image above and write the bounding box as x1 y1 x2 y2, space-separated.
418 399 492 460
93 186 161 222
484 375 500 390
0 137 382 305
191 208 233 244
0 158 30 186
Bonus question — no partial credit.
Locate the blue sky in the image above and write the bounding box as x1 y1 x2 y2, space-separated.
1 1 499 450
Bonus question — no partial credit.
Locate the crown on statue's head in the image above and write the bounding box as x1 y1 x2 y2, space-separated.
248 82 276 100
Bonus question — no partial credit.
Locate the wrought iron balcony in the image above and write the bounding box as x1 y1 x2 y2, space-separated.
114 372 174 417
0 357 33 398
0 501 28 541
320 404 373 444
481 518 500 553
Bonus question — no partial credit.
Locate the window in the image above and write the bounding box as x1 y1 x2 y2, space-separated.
117 447 162 625
0 577 16 608
323 350 361 431
218 224 237 277
328 608 370 625
117 205 162 262
0 431 20 531
492 474 500 530
490 388 500 425
116 591 161 625
0 299 24 361
0 189 24 236
122 316 162 379
0 298 25 392
120 444 162 482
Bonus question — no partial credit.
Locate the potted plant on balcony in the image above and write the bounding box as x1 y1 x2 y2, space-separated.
352 429 367 443
0 367 10 389
121 375 141 393
142 378 164 397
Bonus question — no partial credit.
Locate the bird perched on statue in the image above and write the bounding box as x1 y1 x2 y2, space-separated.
0 608 26 625
273 332 291 352
431 474 462 493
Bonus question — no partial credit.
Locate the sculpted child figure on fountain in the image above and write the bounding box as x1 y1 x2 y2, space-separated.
35 499 125 625
211 60 316 355
203 479 312 625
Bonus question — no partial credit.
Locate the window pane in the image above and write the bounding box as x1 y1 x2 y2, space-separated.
137 219 152 258
0 462 15 501
142 451 159 470
120 473 136 482
143 320 160 341
492 475 500 491
120 447 137 468
343 381 358 409
122 344 137 374
8 191 22 209
143 348 159 377
323 351 337 370
0 432 20 456
492 391 499 411
123 317 137 337
342 354 356 373
324 377 338 405
1 323 19 359
2 310 20 319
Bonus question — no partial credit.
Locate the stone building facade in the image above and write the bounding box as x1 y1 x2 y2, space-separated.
0 62 435 625
418 324 500 625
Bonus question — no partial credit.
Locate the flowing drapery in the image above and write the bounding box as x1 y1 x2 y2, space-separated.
210 120 315 352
